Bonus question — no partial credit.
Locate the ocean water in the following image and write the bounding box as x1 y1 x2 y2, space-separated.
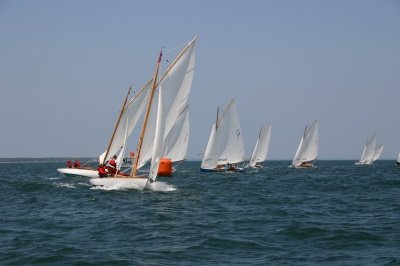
0 159 399 265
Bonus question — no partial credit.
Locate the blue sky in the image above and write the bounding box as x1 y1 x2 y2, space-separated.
1 0 399 160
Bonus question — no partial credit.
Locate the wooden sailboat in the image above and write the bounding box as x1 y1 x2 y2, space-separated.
90 36 197 190
57 85 147 178
290 120 318 168
200 98 246 172
248 123 272 168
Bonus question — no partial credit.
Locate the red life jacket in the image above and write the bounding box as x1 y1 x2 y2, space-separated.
98 166 108 177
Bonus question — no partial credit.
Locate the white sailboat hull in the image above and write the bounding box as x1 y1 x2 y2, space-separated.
90 176 149 190
57 168 99 178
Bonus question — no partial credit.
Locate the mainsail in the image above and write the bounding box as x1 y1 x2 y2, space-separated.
358 135 377 164
291 120 318 167
136 37 196 168
201 98 246 169
249 123 272 167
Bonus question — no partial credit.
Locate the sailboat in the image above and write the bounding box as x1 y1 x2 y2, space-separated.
290 120 318 168
90 36 197 190
57 81 152 178
397 152 400 166
248 123 272 168
200 98 246 172
59 36 197 190
356 135 383 165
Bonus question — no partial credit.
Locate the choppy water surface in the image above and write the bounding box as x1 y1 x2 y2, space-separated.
0 159 399 265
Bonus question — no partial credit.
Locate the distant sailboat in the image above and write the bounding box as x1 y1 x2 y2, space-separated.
397 152 400 166
248 123 272 168
200 98 246 172
290 120 318 168
356 135 383 165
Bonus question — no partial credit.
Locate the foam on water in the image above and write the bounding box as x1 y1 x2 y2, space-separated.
148 181 177 192
54 182 75 189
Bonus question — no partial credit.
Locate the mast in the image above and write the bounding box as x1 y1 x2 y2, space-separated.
216 107 219 130
131 51 163 176
102 86 132 165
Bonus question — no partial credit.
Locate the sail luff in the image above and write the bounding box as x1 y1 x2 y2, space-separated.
132 51 163 176
102 87 131 164
149 87 165 182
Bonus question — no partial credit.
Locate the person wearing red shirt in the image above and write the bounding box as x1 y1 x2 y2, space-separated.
107 155 117 175
97 164 108 178
73 160 81 168
66 160 73 168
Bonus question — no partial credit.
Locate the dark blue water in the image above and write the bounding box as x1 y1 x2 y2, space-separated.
1 159 399 265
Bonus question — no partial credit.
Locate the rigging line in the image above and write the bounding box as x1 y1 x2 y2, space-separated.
162 41 188 55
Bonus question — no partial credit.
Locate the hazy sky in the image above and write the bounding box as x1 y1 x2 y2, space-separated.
1 0 399 160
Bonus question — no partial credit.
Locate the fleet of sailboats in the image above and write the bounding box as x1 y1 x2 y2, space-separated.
200 98 246 172
290 120 319 168
57 36 397 186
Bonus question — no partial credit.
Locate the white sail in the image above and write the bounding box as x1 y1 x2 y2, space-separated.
137 89 158 169
98 83 151 167
159 39 196 138
291 120 318 167
137 37 196 168
201 120 219 169
217 99 246 164
162 105 190 162
201 98 246 169
397 152 400 163
372 143 384 162
249 123 272 167
359 135 377 164
149 87 166 182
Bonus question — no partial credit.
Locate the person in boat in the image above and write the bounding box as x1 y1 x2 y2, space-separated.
107 155 118 175
300 161 312 167
73 160 81 168
225 162 235 171
66 160 73 168
97 164 108 178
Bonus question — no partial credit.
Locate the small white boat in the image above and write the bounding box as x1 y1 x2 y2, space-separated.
356 135 384 165
290 120 318 168
200 98 246 172
248 123 272 168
